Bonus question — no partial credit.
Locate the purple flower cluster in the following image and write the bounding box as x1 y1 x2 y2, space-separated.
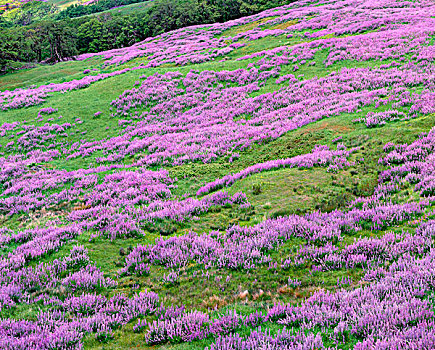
120 200 425 274
93 62 432 167
208 329 327 350
69 186 250 240
354 109 408 128
141 220 435 348
0 0 435 347
0 289 161 349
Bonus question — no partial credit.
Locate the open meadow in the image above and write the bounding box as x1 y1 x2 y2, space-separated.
0 0 435 348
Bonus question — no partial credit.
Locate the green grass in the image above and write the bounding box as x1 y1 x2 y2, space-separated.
47 0 83 10
0 57 103 92
0 12 434 350
80 0 153 17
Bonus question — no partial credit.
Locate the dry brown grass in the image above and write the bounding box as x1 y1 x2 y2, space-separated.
221 16 278 37
268 19 298 30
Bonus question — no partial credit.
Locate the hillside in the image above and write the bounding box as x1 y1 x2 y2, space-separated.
0 0 435 348
0 0 295 73
77 0 153 17
0 0 151 26
1 0 73 17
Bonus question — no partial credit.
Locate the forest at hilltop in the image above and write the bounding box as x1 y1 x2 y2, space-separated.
0 0 295 73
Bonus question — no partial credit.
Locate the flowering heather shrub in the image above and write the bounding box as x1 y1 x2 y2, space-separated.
0 289 161 349
38 107 58 115
69 188 250 240
209 310 244 336
146 310 210 344
83 63 433 167
133 319 147 333
162 271 179 285
354 110 408 127
61 265 118 291
0 0 435 348
120 199 426 275
62 293 108 316
0 225 82 266
207 329 328 350
155 305 186 321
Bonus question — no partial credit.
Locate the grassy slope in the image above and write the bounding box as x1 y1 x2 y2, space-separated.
83 0 153 17
47 0 81 10
1 0 78 15
0 11 434 350
1 0 152 19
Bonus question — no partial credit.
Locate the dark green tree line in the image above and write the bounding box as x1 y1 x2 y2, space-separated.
0 0 296 74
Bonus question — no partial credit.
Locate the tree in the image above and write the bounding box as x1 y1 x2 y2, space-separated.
0 30 19 74
12 2 58 26
147 0 178 36
38 21 77 63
